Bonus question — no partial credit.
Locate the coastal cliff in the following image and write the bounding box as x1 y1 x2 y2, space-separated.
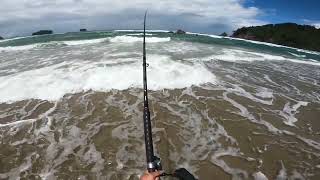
232 23 320 52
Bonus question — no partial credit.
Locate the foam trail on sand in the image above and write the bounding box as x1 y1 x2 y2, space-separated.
278 101 308 126
253 171 268 180
276 161 287 180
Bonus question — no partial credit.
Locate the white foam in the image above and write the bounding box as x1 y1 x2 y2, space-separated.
0 44 37 52
290 170 305 180
255 87 273 99
187 31 320 57
202 49 320 66
296 49 320 55
114 29 169 33
0 119 37 128
279 101 308 126
289 52 306 58
188 31 320 56
0 55 215 102
205 49 287 62
62 38 107 45
276 161 287 180
228 37 285 48
0 153 36 179
253 171 268 180
109 35 170 43
0 38 108 52
281 58 320 66
224 36 320 56
186 32 223 39
223 91 280 133
126 33 153 36
0 35 34 43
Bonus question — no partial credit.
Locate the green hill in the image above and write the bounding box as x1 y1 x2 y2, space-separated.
232 23 320 52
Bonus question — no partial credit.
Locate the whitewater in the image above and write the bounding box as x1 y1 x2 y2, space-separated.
0 31 319 180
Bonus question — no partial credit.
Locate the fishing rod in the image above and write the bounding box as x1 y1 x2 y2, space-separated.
142 11 162 172
142 11 196 180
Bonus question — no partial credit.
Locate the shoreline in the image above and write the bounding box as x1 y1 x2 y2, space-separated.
1 30 320 55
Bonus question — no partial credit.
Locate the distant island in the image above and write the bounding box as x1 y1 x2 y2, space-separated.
32 30 53 36
232 23 320 52
220 32 228 37
80 29 87 32
176 29 186 34
0 36 3 40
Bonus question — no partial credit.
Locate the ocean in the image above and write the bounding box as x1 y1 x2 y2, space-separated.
0 31 319 179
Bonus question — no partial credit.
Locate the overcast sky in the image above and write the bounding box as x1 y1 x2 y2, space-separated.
0 0 319 38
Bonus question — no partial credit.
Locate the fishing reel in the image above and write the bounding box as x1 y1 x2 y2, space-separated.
148 156 162 172
151 156 196 180
158 168 197 180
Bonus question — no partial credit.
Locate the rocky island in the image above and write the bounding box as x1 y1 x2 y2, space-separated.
232 23 320 52
219 32 228 37
176 29 186 34
0 36 3 40
80 29 87 32
32 30 53 36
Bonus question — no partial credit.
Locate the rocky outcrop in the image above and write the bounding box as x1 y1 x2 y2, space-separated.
176 29 186 34
80 29 87 32
32 30 53 36
0 36 3 40
220 32 228 37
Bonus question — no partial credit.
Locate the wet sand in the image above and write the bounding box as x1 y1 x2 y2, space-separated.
1 63 320 179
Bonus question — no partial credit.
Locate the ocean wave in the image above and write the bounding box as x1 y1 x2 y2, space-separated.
0 35 170 52
188 31 320 56
224 37 320 56
0 44 37 52
114 29 169 33
197 48 320 66
186 32 223 39
196 49 286 62
0 38 109 52
0 55 215 102
61 38 108 45
109 35 171 43
289 52 306 58
126 33 153 36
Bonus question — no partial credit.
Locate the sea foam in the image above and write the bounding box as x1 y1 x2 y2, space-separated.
0 55 215 102
109 35 171 43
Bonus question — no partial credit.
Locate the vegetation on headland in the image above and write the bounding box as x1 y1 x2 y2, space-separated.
232 23 320 51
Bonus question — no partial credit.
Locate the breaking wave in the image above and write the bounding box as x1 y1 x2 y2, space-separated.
0 55 215 102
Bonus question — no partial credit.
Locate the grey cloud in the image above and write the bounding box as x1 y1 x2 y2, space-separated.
0 0 267 38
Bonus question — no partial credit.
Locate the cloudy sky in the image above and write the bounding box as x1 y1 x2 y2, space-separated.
0 0 319 38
